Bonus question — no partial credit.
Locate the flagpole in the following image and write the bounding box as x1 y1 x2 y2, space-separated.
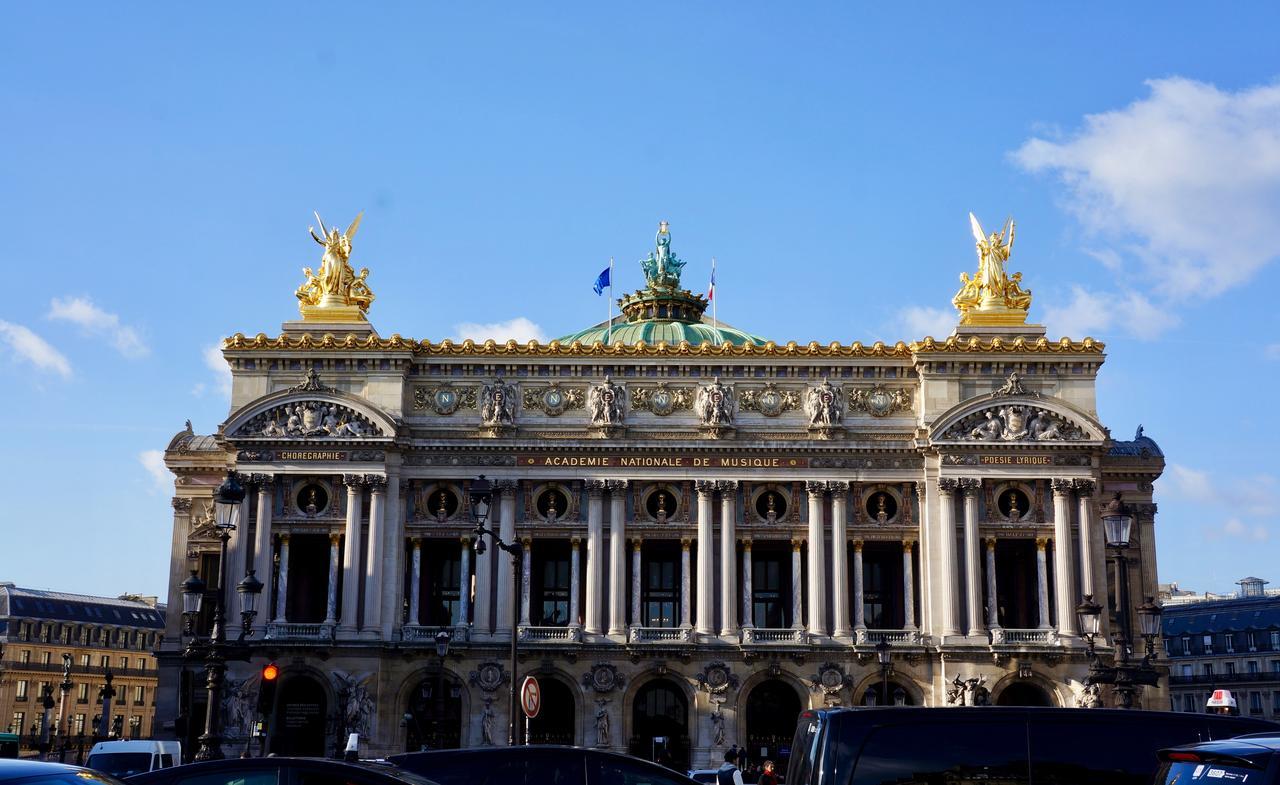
607 257 614 346
711 256 718 345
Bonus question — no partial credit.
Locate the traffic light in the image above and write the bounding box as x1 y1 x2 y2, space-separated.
256 662 279 715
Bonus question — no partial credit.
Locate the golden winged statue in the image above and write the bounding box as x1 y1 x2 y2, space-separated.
952 212 1032 325
295 212 375 321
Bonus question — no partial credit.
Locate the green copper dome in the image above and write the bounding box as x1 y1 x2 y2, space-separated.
556 221 769 347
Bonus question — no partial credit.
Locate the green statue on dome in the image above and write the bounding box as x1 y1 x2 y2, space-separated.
639 220 686 290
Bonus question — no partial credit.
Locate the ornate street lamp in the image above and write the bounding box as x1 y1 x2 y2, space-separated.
876 636 892 706
469 475 524 745
179 471 264 761
434 629 452 750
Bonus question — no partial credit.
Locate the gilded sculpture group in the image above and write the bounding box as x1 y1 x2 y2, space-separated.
952 213 1033 324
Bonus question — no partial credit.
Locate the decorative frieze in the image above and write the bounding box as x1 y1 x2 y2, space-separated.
413 384 477 414
940 404 1087 442
848 386 912 417
523 383 585 417
738 383 800 416
631 382 694 416
235 401 381 439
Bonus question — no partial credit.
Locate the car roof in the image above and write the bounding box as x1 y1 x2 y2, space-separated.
127 758 415 782
0 760 98 775
1162 738 1280 766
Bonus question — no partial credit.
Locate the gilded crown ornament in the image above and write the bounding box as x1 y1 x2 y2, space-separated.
295 211 375 322
952 213 1032 326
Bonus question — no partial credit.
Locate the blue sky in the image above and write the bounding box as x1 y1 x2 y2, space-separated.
2 3 1278 598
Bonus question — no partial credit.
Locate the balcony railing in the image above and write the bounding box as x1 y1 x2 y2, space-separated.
1170 672 1280 685
518 626 583 644
628 627 693 644
264 622 334 642
401 625 470 644
0 661 152 679
992 628 1060 646
741 628 807 645
857 629 923 646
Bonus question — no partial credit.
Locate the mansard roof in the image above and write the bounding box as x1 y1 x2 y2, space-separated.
0 585 165 629
1162 595 1280 635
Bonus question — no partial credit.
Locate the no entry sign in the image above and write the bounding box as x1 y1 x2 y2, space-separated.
521 676 541 719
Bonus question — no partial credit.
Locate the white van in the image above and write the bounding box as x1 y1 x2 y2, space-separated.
86 740 181 778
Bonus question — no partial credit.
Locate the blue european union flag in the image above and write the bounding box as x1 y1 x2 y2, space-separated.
592 266 611 296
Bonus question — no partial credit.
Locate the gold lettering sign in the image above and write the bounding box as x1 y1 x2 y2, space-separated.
978 455 1052 465
278 451 347 461
519 455 807 469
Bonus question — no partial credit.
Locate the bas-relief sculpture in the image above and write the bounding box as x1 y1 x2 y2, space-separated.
695 378 736 428
587 376 626 426
480 380 518 427
594 698 611 747
631 383 694 416
804 378 845 428
238 401 379 438
945 674 990 706
941 404 1086 442
333 670 376 738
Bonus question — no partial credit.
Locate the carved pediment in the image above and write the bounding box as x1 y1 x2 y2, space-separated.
938 402 1089 442
234 400 383 439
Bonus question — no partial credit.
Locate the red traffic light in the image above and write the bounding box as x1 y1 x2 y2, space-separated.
262 663 280 681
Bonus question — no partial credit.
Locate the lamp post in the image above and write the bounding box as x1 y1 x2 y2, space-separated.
469 475 524 746
57 654 72 762
179 471 264 761
1076 496 1164 709
434 629 452 750
875 636 892 706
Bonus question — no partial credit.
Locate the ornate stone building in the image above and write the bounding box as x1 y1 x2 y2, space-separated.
157 216 1166 765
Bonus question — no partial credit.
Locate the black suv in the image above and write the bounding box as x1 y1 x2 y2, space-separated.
391 746 699 785
786 707 1277 785
1156 734 1280 785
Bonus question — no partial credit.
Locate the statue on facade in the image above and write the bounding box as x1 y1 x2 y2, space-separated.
709 701 726 747
695 377 735 428
480 698 496 745
639 221 687 289
588 376 626 427
951 213 1032 325
804 378 845 427
480 379 517 427
295 212 375 318
333 670 376 738
594 699 611 747
1073 681 1102 708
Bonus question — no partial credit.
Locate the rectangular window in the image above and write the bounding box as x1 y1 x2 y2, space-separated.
1249 632 1259 651
11 712 25 735
532 546 571 627
1226 662 1237 675
77 683 89 702
1273 660 1280 673
1272 631 1280 650
1274 691 1280 714
19 650 30 664
134 686 146 705
79 654 89 667
41 651 51 665
73 714 86 734
642 547 680 628
1205 663 1215 676
1184 694 1197 712
128 716 142 738
14 680 29 700
37 682 49 700
119 657 128 670
1226 635 1237 654
1249 661 1260 674
1204 634 1215 655
1251 692 1263 714
99 655 109 668
752 550 791 629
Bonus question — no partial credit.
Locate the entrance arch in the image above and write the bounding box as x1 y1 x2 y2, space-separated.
745 679 803 769
630 678 691 770
270 673 328 756
527 677 576 745
405 672 463 751
996 681 1055 706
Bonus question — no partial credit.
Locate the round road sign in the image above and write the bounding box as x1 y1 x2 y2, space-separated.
521 675 541 719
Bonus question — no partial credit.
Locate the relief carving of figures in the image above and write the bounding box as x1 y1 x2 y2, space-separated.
1072 681 1102 708
480 698 496 745
811 663 853 706
237 401 380 439
631 383 694 416
523 383 585 417
991 371 1038 399
587 377 626 426
848 386 912 417
695 378 736 427
594 699 611 748
480 379 518 427
941 404 1086 442
804 378 845 427
333 670 376 738
696 662 739 695
220 676 256 738
413 385 477 415
583 663 625 694
946 674 990 706
739 383 800 417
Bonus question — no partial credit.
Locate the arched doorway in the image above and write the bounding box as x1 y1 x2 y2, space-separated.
405 672 463 751
996 682 1055 706
527 677 575 745
270 674 327 756
630 679 690 770
745 680 802 770
859 681 916 706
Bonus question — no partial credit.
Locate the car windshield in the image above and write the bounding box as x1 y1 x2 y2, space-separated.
355 762 444 785
85 753 154 778
1161 761 1261 785
13 771 128 785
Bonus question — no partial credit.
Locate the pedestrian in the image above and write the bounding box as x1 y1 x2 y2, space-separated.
758 760 779 785
717 749 745 785
736 745 748 771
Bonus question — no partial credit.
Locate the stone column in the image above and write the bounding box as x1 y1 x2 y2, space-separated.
680 538 693 630
458 536 472 628
695 481 716 637
380 471 403 639
408 537 422 625
275 534 291 623
585 481 606 635
790 540 804 630
570 537 582 628
1074 479 1097 603
806 482 828 636
985 537 1000 629
902 540 916 630
1035 537 1051 629
935 479 960 638
363 476 387 635
741 539 754 629
829 482 851 638
852 540 866 631
324 533 340 625
719 481 739 637
495 481 517 636
339 475 364 635
1051 479 1078 637
473 482 494 635
520 537 533 628
607 481 629 636
224 477 249 592
959 479 983 636
251 476 274 636
631 539 643 628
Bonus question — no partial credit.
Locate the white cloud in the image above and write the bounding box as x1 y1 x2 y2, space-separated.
138 449 170 494
48 296 148 358
0 319 72 378
895 305 955 340
453 317 549 343
1167 464 1215 504
1266 343 1280 361
1039 285 1179 340
1212 517 1269 542
1014 77 1280 335
204 343 232 397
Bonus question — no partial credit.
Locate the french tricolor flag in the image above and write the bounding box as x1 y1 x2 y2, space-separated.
707 259 716 301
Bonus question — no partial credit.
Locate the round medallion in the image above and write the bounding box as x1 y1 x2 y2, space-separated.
820 668 844 690
866 388 893 417
650 390 675 416
296 483 329 516
433 388 461 415
542 388 568 416
758 389 784 417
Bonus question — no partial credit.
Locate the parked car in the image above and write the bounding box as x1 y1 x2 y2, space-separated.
0 759 128 785
786 707 1278 785
687 770 720 784
1155 733 1280 785
391 745 701 785
86 741 181 779
125 757 440 785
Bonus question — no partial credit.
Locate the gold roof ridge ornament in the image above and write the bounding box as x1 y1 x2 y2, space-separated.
295 211 374 322
952 213 1032 326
